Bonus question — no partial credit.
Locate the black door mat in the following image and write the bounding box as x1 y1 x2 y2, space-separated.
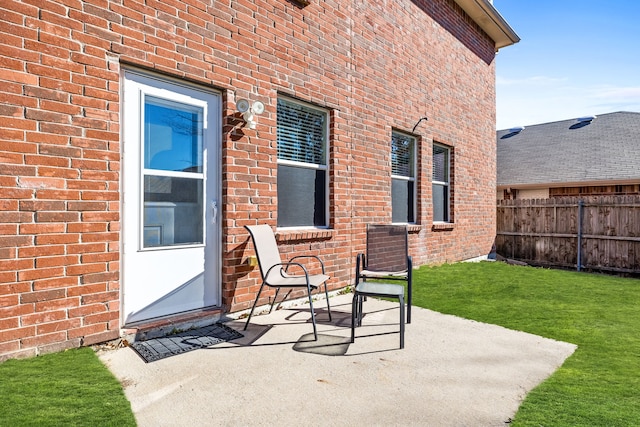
130 323 243 363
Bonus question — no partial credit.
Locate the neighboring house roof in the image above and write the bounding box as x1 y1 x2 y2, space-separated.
497 111 640 189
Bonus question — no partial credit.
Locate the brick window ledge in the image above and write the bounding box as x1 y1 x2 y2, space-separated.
432 222 455 231
275 229 335 243
407 224 422 233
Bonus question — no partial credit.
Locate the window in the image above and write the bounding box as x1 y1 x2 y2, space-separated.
142 96 205 248
391 131 416 223
432 144 450 222
276 97 329 227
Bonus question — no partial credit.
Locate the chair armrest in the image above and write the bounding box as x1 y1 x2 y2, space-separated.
288 255 326 274
265 262 309 282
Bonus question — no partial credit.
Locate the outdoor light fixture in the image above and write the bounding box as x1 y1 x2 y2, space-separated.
412 116 428 133
236 99 265 130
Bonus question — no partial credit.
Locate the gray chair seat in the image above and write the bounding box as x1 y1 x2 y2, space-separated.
351 282 405 349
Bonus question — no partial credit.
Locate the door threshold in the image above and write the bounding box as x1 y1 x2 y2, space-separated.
123 306 225 342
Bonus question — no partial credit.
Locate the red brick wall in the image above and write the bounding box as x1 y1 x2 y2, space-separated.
0 0 497 360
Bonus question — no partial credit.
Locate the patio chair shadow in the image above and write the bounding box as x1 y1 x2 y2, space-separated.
204 301 405 356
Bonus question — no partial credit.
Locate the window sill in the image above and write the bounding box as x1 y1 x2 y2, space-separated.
275 229 334 242
407 225 422 234
432 223 455 232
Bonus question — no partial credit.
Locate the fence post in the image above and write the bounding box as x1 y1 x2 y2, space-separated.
577 199 584 271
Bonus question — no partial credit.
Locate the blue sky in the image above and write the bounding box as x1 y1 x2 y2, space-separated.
493 0 640 130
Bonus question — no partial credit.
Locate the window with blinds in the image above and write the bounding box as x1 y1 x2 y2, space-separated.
276 97 329 228
391 131 416 223
432 143 450 222
277 98 326 165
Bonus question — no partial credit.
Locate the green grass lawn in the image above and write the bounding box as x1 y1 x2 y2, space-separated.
412 261 640 426
0 347 136 427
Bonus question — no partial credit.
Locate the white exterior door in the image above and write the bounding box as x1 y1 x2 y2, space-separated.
122 71 221 324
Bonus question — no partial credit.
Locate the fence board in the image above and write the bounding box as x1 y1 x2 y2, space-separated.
496 195 640 273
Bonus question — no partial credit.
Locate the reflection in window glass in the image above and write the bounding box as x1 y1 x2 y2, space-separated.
432 144 450 222
143 176 203 247
144 97 203 173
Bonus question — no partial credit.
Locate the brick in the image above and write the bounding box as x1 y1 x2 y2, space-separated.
67 201 108 211
36 319 81 335
67 222 107 233
35 255 80 268
21 331 68 348
19 267 65 282
0 303 35 319
32 276 78 291
0 340 21 356
81 329 119 346
0 326 35 343
19 223 66 235
0 258 34 272
35 233 80 245
0 317 19 330
20 289 66 304
80 290 118 304
67 264 106 277
84 310 118 325
67 242 106 255
67 323 107 339
21 310 68 326
35 212 80 223
20 200 66 211
17 177 67 189
0 282 30 296
0 69 38 85
68 302 106 318
34 297 80 312
18 245 64 259
37 338 82 356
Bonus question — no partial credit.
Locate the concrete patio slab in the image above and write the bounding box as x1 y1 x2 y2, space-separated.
98 294 576 426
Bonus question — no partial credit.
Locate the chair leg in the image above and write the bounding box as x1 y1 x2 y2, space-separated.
306 285 318 341
268 288 281 314
407 259 413 324
399 294 405 349
357 295 364 326
244 282 265 331
323 282 332 321
350 293 357 343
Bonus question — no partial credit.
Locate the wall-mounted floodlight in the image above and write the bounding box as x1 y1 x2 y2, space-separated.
237 99 265 130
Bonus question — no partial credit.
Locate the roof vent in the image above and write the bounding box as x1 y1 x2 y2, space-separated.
509 126 525 133
576 115 597 123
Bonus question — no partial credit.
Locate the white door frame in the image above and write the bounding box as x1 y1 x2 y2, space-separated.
121 70 222 325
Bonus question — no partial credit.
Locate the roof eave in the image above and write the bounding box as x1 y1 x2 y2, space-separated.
454 0 520 51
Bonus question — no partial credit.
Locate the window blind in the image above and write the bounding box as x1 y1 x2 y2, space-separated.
432 144 449 182
277 98 326 165
391 132 414 177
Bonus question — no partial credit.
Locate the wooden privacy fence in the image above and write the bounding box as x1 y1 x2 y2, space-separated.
496 195 640 273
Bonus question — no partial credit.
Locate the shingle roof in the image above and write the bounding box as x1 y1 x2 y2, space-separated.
496 111 640 188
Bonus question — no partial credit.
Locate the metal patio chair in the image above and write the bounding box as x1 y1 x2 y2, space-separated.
351 224 412 349
243 224 332 341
